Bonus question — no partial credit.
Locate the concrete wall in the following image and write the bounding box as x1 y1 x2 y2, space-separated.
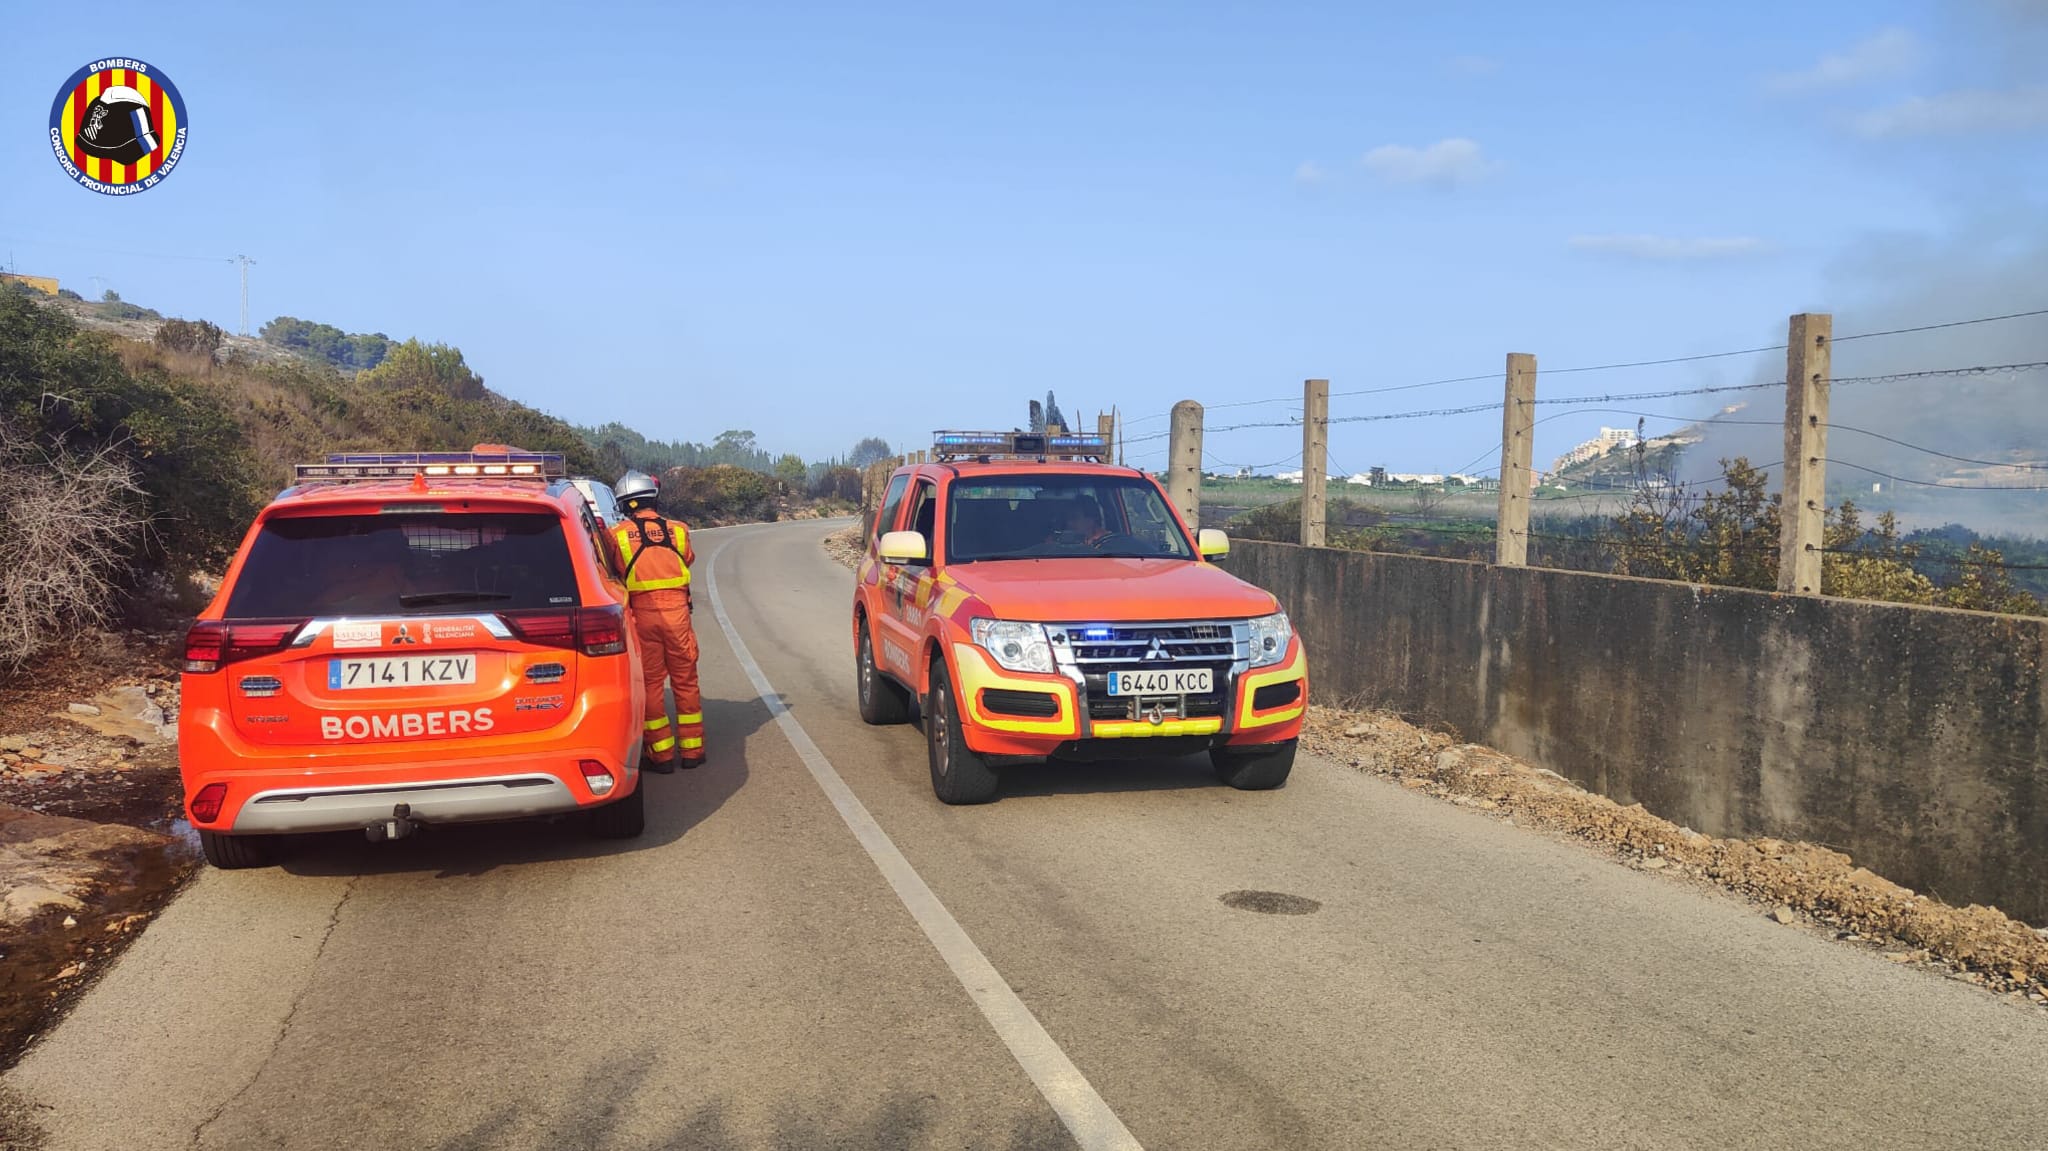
1229 541 2048 921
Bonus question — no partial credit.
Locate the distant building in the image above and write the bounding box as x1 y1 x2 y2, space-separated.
0 272 59 296
1552 426 1638 473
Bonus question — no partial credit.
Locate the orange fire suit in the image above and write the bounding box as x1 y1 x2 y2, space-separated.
614 508 703 766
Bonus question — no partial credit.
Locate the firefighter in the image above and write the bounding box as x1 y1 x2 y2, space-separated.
612 471 704 772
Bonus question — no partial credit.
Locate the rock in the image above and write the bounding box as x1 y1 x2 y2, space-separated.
1435 749 1466 773
67 702 103 717
20 747 44 760
3 885 85 920
1343 723 1377 738
1400 778 1430 790
55 963 82 980
1771 906 1797 925
1643 858 1670 871
0 736 26 752
61 915 78 929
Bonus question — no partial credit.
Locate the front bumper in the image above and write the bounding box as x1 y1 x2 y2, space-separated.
949 636 1306 759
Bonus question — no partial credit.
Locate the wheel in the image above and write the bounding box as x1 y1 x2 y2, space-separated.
1211 740 1296 790
199 830 273 869
588 780 646 839
856 617 912 725
925 662 1000 805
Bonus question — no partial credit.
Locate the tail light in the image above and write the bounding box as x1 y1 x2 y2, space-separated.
500 607 629 657
502 610 578 649
578 759 616 796
189 783 228 823
578 605 628 657
183 619 306 673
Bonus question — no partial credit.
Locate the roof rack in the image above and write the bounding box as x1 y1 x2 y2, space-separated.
932 430 1111 463
293 450 567 484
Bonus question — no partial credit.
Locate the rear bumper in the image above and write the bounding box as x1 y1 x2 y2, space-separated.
178 692 640 835
231 773 585 833
950 640 1307 759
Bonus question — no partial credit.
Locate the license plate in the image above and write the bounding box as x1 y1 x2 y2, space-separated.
1107 668 1213 696
328 655 476 690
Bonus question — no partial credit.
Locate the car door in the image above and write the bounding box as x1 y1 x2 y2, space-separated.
863 473 914 682
875 477 938 684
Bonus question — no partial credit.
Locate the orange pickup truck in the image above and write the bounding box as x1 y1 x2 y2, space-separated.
852 431 1307 803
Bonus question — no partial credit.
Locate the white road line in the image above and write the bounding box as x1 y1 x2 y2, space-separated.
700 536 1144 1151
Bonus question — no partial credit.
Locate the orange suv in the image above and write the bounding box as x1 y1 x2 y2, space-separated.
852 431 1307 803
178 449 647 867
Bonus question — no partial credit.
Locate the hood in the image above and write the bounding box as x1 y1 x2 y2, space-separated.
954 558 1278 623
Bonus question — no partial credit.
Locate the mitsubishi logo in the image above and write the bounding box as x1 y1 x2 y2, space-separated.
1142 637 1175 662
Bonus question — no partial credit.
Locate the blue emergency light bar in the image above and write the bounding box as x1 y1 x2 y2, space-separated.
932 430 1111 462
293 450 567 483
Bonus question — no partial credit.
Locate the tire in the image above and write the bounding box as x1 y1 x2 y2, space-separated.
925 662 1000 805
1211 739 1296 791
856 617 912 725
199 830 273 870
588 780 646 839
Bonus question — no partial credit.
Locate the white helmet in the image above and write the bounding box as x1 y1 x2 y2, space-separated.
615 470 659 510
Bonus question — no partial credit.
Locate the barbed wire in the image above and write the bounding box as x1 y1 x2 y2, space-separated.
1827 361 2048 385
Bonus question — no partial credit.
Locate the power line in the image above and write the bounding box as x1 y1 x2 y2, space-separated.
1828 361 2048 385
1833 307 2048 343
1828 458 2048 491
1821 423 2048 472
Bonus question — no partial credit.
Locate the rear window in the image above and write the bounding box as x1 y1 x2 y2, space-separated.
224 512 580 619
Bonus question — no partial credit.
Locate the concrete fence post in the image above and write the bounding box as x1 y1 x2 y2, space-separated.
1777 313 1832 594
1168 401 1204 532
1302 378 1329 547
1495 353 1537 566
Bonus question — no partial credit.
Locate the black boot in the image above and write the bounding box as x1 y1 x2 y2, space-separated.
641 757 677 776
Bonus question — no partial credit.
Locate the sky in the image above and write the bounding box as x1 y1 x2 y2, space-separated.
3 0 2044 477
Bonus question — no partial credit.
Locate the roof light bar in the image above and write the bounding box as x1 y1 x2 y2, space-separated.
294 450 566 484
931 430 1110 463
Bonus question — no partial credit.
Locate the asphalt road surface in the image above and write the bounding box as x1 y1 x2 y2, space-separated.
10 519 2048 1150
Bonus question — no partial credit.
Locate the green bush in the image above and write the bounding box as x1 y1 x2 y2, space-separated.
156 317 225 360
0 292 260 571
659 464 779 526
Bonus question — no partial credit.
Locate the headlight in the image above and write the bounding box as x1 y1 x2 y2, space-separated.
1247 612 1293 668
969 618 1055 674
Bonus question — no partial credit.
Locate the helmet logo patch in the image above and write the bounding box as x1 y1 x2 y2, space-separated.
48 58 189 196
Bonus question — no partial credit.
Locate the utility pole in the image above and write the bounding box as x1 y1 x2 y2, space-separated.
1168 401 1204 532
1777 312 1832 594
233 254 257 336
1301 378 1329 547
1495 353 1537 566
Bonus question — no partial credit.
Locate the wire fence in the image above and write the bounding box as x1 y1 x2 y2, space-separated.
1107 303 2048 595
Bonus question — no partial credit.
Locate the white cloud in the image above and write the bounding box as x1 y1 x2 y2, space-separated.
1294 161 1329 185
1358 138 1496 188
1568 234 1770 261
1767 27 1919 93
1447 55 1499 77
1852 86 2048 136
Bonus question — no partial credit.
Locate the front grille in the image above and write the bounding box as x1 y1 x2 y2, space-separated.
1053 622 1236 665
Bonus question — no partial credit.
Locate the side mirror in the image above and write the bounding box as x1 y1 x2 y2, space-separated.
879 530 929 564
1198 528 1230 560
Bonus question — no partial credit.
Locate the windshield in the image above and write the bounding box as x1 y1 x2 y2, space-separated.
224 512 580 618
945 474 1192 562
570 479 621 525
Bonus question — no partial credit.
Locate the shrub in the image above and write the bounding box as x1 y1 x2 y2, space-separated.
156 317 226 361
0 423 146 674
810 466 862 503
660 464 779 526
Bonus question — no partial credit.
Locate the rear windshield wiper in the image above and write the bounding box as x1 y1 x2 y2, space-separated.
397 590 515 608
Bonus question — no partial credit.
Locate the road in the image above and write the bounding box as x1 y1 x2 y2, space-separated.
9 518 2048 1150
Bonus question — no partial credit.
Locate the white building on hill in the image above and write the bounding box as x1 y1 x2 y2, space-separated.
1553 427 1638 472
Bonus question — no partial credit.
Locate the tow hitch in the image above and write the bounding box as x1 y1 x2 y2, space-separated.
364 802 417 843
